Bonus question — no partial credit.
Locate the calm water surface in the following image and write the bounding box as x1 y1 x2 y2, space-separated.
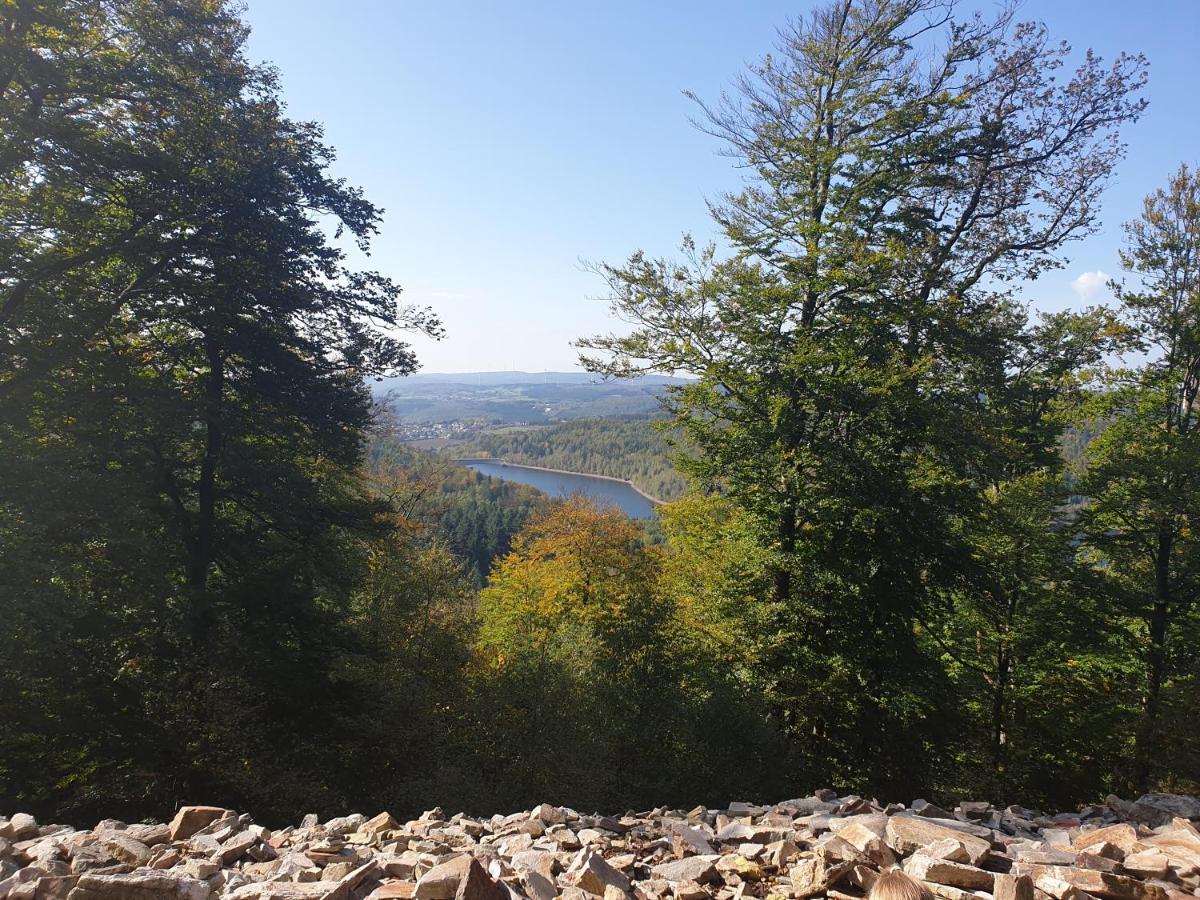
462 460 658 518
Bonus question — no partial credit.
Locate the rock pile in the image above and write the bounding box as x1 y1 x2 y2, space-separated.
2 792 1198 900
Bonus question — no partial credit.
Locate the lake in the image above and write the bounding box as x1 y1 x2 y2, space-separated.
461 460 659 518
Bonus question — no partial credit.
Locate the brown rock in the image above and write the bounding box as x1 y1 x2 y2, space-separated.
369 886 417 900
364 813 400 837
677 880 711 900
323 861 355 881
455 859 509 900
1120 851 1169 880
3 815 38 841
924 839 972 863
1076 852 1123 873
718 855 763 882
217 829 259 864
763 839 796 868
520 869 557 900
674 826 716 857
1140 823 1200 872
125 824 171 846
837 822 897 868
994 873 1035 900
226 884 344 899
846 864 879 893
652 856 721 885
885 817 992 866
1059 867 1167 900
923 884 990 900
789 857 852 899
168 807 228 842
531 804 565 826
568 849 632 896
817 835 872 867
415 855 472 900
36 874 79 899
1075 825 1140 855
904 854 995 891
1033 872 1079 900
65 872 212 899
94 833 152 868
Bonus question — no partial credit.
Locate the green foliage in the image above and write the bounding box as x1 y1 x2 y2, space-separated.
1076 164 1200 792
579 0 1149 799
470 498 787 811
368 433 547 583
2 0 1196 827
0 0 438 822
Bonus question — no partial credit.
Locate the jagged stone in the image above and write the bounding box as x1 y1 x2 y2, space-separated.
169 807 229 842
0 815 38 842
923 839 972 863
454 859 509 900
885 816 992 865
673 825 716 856
415 855 472 900
3 792 1193 900
530 804 565 826
364 813 401 837
323 815 366 836
836 822 897 868
226 884 343 899
1121 851 1170 879
66 872 212 899
369 886 417 900
93 832 152 868
567 848 631 896
217 829 260 864
1128 795 1200 828
1075 824 1140 854
994 873 1035 900
904 854 995 890
519 868 557 900
789 857 851 899
652 855 721 884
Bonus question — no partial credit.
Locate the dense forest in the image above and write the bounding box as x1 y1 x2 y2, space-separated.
367 434 547 583
451 417 689 501
1 0 1197 829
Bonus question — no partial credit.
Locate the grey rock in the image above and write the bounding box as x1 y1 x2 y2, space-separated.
650 855 721 884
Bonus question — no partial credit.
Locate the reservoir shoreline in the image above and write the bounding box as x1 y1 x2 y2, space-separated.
454 458 664 506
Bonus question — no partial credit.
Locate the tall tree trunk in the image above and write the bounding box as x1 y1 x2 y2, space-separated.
188 336 224 603
774 503 797 603
1133 524 1172 790
990 588 1018 801
991 641 1011 800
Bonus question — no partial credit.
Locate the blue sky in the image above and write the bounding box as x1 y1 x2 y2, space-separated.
241 0 1199 373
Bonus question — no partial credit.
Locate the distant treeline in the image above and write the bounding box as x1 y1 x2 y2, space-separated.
452 418 689 501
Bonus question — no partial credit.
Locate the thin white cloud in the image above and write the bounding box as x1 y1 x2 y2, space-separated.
1071 270 1111 301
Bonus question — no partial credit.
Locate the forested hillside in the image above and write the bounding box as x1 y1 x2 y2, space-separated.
1 0 1197 835
375 373 681 424
367 435 546 582
453 418 688 501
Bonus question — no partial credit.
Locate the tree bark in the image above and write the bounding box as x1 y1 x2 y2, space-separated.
1133 523 1173 790
774 503 797 604
188 335 224 604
